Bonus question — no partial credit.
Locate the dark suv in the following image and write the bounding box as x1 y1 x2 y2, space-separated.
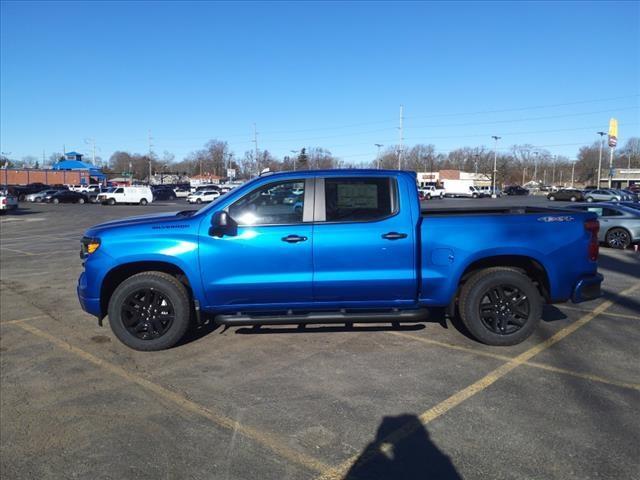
504 185 529 196
547 189 584 202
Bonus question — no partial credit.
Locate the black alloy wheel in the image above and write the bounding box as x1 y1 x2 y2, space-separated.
121 288 175 340
478 284 530 335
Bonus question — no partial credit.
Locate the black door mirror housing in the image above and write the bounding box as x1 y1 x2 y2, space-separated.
210 211 238 237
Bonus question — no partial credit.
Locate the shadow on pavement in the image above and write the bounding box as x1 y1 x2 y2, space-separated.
344 414 461 480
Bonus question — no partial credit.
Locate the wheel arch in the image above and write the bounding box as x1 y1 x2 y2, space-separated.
100 261 194 321
458 255 551 303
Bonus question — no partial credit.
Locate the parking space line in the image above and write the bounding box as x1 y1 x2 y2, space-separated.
0 246 37 256
390 331 640 391
317 282 640 480
13 321 331 475
0 315 49 325
560 305 639 321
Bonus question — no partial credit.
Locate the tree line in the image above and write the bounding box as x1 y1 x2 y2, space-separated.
2 137 638 187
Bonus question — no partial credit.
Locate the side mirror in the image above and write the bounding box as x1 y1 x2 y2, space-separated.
210 211 238 237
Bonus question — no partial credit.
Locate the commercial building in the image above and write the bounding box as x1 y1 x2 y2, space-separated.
598 169 640 189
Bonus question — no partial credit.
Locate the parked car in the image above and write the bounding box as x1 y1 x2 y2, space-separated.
620 189 639 202
77 169 603 351
566 203 640 249
442 180 482 198
187 190 221 204
477 186 502 197
26 189 60 202
87 187 113 203
0 192 18 213
151 186 177 201
584 189 623 203
46 190 89 204
504 185 529 196
9 183 50 201
97 186 153 205
173 187 190 198
420 185 446 199
547 189 584 202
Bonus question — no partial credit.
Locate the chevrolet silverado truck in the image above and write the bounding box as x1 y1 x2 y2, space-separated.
77 170 603 351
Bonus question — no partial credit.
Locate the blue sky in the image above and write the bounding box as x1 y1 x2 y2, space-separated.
1 1 638 164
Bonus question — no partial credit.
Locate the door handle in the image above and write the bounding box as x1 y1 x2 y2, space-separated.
382 232 408 240
282 235 308 243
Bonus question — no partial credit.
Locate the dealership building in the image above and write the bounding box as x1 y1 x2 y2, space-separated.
416 169 491 188
598 169 640 189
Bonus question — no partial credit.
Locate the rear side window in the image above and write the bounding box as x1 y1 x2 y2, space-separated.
324 177 395 222
602 208 623 217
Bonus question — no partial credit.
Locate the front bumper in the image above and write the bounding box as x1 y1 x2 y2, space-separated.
571 273 604 303
77 271 102 318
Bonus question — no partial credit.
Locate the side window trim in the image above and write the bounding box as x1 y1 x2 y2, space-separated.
314 176 399 224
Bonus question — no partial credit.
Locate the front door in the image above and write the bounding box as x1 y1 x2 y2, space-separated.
199 178 314 308
312 176 417 304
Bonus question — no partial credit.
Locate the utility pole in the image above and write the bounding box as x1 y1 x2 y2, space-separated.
596 131 606 188
522 167 526 186
491 136 501 198
571 160 575 188
148 130 154 184
253 123 259 173
397 105 404 170
474 154 479 175
552 155 556 185
42 150 45 168
374 144 383 169
290 150 298 171
533 151 539 182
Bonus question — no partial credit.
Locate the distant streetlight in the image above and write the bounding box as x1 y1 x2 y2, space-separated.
374 144 383 169
596 131 607 187
491 136 501 198
290 150 298 171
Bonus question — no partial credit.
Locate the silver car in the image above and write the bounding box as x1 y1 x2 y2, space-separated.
568 203 640 249
584 189 623 203
26 189 59 202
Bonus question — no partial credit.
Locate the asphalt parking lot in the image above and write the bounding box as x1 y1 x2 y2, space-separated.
1 197 639 480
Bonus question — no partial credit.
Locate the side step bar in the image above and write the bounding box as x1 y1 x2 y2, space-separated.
214 308 429 326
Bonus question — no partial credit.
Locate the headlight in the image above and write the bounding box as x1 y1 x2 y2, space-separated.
80 237 101 259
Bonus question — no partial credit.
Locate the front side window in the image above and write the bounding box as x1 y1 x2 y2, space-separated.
114 188 124 194
229 180 304 225
324 177 395 222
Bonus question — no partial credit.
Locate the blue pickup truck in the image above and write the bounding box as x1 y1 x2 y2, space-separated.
77 170 603 351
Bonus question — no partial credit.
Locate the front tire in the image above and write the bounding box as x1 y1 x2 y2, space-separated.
458 267 542 346
548 195 555 201
78 198 85 204
196 198 202 204
107 272 192 351
605 228 631 249
52 198 59 204
586 197 594 202
140 198 148 205
107 198 116 205
570 196 577 202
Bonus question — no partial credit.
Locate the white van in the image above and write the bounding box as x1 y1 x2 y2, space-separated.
97 186 153 205
443 180 482 198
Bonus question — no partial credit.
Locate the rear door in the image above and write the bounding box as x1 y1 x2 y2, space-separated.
312 176 417 304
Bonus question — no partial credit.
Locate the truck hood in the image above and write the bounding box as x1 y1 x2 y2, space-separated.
85 210 198 236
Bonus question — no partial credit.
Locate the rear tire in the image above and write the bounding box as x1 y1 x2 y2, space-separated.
52 198 59 204
548 195 555 201
140 198 148 205
586 197 594 202
570 196 577 202
107 272 191 351
78 198 85 204
458 267 542 346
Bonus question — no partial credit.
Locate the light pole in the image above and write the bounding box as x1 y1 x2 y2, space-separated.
374 144 383 169
571 160 575 188
596 131 606 188
491 136 501 198
522 167 527 186
533 151 539 182
474 154 479 175
290 150 298 171
552 155 557 185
